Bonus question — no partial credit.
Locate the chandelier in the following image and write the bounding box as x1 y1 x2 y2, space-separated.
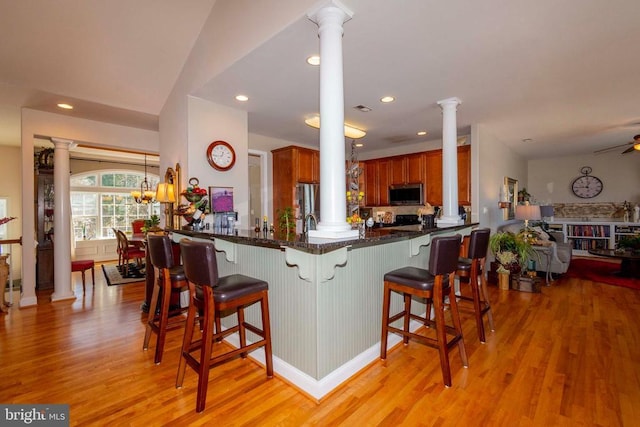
131 154 156 204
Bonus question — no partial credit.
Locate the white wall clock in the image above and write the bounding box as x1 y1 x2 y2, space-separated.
206 140 236 171
571 166 603 199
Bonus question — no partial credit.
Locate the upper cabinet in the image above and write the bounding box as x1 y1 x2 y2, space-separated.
363 159 390 207
363 145 471 207
389 153 425 185
271 146 320 231
456 145 471 205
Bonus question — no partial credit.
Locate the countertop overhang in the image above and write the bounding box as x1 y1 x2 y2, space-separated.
170 223 477 255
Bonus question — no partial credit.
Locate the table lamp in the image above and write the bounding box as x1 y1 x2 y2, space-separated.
515 202 541 230
539 205 554 229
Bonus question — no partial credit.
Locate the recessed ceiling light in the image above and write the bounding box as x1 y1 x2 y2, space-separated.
417 131 428 136
235 95 249 102
306 55 320 66
57 103 73 110
380 96 395 103
355 143 364 147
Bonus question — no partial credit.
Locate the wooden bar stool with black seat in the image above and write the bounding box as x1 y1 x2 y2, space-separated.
455 228 494 343
176 238 273 413
380 234 467 387
143 234 188 364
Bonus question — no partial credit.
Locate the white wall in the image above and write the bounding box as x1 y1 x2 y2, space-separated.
187 97 249 227
159 0 316 207
0 146 22 279
475 124 528 232
528 151 640 205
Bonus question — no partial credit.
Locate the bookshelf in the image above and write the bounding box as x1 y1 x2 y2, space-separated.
548 220 640 256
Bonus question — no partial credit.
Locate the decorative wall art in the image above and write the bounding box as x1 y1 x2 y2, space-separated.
503 177 518 220
209 187 234 212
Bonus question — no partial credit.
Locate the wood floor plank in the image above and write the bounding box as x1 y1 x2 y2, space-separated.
1 269 639 426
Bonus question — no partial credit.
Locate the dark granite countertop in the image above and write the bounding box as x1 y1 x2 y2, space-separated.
171 223 477 255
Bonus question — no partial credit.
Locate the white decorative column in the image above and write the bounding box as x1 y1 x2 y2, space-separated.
437 97 464 227
50 138 76 302
307 0 357 239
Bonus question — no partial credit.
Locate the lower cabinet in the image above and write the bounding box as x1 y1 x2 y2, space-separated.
36 241 54 290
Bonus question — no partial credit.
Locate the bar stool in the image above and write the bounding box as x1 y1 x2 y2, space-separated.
176 238 273 413
143 234 188 364
380 234 467 387
71 259 94 294
455 228 494 343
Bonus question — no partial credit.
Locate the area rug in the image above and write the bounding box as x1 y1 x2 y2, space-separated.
101 263 145 286
564 258 640 290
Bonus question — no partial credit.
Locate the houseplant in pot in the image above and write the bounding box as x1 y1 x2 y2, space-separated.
489 231 535 290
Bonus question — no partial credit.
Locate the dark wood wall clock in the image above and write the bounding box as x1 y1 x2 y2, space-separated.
571 166 603 199
206 140 236 171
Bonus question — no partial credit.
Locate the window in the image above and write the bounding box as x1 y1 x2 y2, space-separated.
71 170 160 240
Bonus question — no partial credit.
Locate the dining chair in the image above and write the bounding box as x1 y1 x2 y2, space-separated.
115 229 145 277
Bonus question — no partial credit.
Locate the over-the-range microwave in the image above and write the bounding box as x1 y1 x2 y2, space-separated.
389 183 424 206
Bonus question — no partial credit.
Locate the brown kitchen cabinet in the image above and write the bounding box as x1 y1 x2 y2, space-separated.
271 146 320 232
390 153 425 185
423 145 471 206
363 159 390 206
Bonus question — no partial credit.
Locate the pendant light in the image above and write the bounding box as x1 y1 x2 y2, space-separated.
131 154 155 204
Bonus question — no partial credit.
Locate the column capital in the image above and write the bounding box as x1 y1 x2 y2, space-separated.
50 137 74 148
437 97 462 109
307 0 353 25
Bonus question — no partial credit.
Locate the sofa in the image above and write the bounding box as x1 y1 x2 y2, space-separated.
497 222 572 275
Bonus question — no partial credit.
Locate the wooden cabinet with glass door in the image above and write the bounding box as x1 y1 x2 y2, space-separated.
35 168 54 289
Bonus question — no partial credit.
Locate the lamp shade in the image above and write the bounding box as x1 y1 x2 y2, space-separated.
515 204 541 221
155 183 176 203
539 205 554 218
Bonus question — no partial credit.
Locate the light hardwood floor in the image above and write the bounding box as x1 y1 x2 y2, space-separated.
1 267 639 426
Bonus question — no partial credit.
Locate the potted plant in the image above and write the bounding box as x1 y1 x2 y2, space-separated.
277 206 296 236
142 215 161 234
616 235 640 253
518 188 531 203
489 231 536 290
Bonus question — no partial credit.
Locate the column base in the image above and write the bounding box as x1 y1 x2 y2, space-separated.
436 216 464 227
51 292 76 302
308 228 359 240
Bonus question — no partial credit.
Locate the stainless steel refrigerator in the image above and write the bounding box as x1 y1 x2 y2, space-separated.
295 183 320 233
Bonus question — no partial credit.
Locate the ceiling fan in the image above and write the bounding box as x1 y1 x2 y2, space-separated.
594 134 640 154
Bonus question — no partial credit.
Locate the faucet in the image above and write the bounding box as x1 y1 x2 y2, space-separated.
303 213 318 234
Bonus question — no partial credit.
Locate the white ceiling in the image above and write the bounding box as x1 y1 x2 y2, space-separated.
2 0 640 160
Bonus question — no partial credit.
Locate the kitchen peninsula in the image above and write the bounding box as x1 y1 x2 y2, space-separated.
172 223 475 400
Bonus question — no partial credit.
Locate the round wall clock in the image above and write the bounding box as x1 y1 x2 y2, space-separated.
571 166 603 199
206 140 236 171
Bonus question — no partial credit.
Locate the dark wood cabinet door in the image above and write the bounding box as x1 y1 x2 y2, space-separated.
364 160 379 206
407 153 425 184
457 145 471 205
297 148 319 183
424 151 442 206
378 159 390 206
390 157 406 185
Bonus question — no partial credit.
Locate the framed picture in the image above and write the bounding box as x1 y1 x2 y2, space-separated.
503 177 518 220
209 186 234 212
